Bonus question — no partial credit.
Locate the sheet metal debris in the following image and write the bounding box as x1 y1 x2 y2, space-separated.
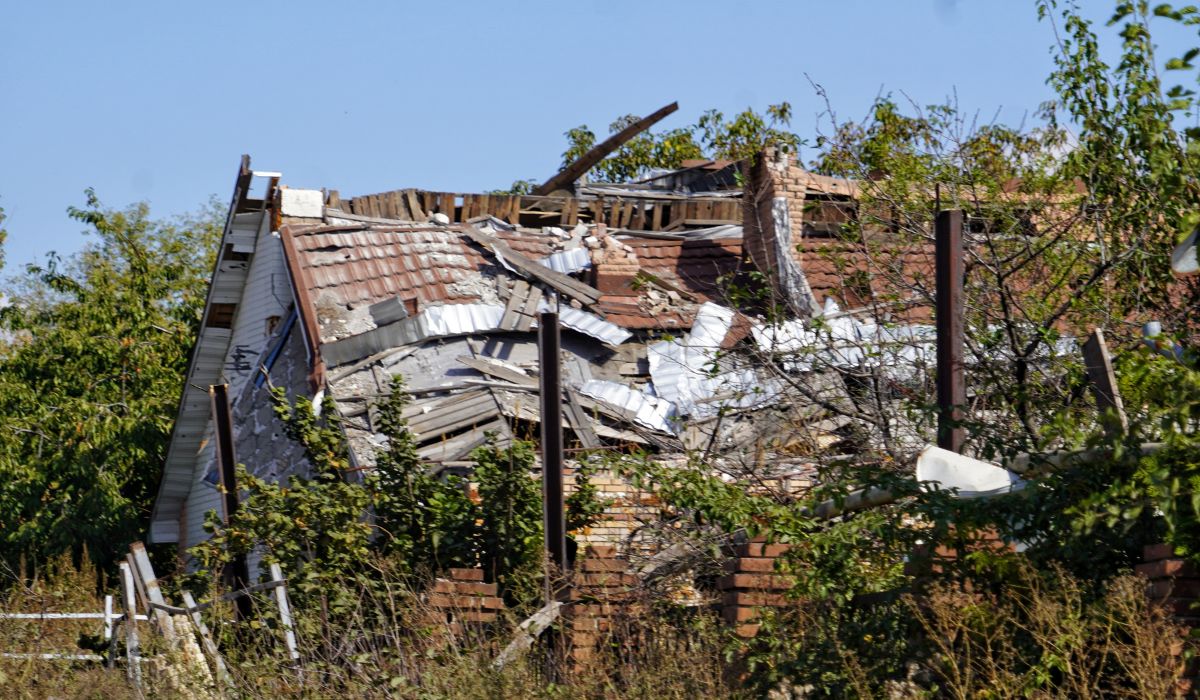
577 380 678 435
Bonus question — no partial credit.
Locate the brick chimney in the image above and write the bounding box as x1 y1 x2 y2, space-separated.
741 147 820 317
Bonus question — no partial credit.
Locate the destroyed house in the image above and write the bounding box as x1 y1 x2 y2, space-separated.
148 149 930 560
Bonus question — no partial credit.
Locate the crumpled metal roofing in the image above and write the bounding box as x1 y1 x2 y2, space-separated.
751 298 936 377
549 305 632 346
577 380 677 434
538 247 591 275
648 303 781 419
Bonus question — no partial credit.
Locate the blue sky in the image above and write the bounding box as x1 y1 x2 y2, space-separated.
1 1 1193 271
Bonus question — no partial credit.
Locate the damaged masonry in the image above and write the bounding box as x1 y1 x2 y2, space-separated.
149 147 947 570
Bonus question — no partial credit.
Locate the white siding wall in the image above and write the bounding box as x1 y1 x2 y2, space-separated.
180 216 291 558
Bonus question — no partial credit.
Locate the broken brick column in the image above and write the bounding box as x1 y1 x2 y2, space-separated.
587 228 641 294
427 567 505 636
564 545 639 666
1139 544 1198 694
718 539 794 638
740 147 821 315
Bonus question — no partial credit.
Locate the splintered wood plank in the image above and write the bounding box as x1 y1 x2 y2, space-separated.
515 285 543 332
501 279 530 329
408 391 497 436
630 201 646 230
607 199 621 227
562 198 577 226
439 193 456 220
565 388 601 448
457 356 537 387
507 195 522 224
651 203 664 230
590 199 604 224
533 102 679 195
462 226 602 305
495 271 512 300
406 189 425 220
412 403 500 440
417 418 508 461
422 190 437 215
326 190 342 209
478 194 491 219
1082 328 1127 432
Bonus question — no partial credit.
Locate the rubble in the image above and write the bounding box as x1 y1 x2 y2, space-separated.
149 151 940 561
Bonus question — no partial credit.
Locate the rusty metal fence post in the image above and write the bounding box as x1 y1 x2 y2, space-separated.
935 210 966 453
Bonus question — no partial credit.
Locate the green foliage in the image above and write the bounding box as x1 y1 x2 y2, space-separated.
474 439 543 605
566 459 608 535
1041 0 1200 312
491 179 538 195
196 380 605 609
0 191 221 570
560 104 799 183
193 388 374 612
373 381 479 573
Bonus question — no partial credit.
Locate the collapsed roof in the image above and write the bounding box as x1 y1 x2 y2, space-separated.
148 145 940 546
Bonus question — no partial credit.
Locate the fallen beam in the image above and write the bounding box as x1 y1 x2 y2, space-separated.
533 102 679 196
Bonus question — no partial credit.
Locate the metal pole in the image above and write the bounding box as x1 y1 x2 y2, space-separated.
211 384 253 620
269 563 301 665
538 307 568 588
935 210 966 453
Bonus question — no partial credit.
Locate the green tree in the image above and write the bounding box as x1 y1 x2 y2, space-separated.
372 380 479 573
194 389 375 615
0 191 220 570
474 439 544 605
561 103 800 183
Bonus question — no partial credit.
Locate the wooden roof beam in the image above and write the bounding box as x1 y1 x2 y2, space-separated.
533 102 679 196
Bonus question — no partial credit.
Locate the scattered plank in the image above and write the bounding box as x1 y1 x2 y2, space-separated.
565 388 601 448
1082 328 1128 432
457 356 537 387
501 280 531 330
269 563 301 664
462 225 602 306
129 542 175 641
181 591 233 688
534 102 679 195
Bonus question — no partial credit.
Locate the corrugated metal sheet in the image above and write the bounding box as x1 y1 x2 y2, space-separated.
751 300 936 376
647 303 781 419
577 380 677 434
549 305 632 345
321 303 508 367
539 247 591 274
425 303 506 336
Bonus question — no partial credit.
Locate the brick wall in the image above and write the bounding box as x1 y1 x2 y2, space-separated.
740 148 821 315
563 466 662 558
717 539 795 638
426 567 505 636
1139 544 1197 694
564 546 641 666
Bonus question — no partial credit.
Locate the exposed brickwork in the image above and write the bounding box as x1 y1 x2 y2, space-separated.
740 147 935 319
564 468 663 557
717 538 795 638
564 545 641 666
426 567 504 636
1140 544 1198 695
904 528 1014 578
